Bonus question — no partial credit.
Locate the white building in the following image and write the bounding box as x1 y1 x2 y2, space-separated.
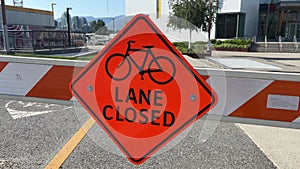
217 0 259 38
125 0 259 41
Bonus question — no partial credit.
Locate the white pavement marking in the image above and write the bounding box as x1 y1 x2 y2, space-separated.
6 107 53 119
5 100 72 119
237 123 300 169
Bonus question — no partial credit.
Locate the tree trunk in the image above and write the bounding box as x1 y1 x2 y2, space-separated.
207 0 213 54
188 28 192 53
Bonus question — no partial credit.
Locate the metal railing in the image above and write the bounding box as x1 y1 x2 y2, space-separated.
0 30 86 51
251 35 300 53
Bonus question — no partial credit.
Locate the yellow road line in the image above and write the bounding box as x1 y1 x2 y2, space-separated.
45 117 95 169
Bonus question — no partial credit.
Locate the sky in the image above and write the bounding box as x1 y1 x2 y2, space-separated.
5 0 125 19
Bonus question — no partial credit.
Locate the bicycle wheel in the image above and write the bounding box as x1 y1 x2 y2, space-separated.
105 53 131 81
148 56 176 85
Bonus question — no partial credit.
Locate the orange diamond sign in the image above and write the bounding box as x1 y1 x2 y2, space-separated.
71 14 217 164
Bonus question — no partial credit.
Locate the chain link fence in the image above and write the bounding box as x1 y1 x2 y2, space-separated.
0 30 86 51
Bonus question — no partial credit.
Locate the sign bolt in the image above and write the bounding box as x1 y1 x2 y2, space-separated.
190 94 197 101
87 86 93 91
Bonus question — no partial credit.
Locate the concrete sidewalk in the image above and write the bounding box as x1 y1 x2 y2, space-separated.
238 124 300 169
212 51 300 59
209 51 300 73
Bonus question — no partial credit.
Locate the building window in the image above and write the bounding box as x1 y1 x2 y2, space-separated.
216 13 245 39
257 0 300 41
257 3 278 40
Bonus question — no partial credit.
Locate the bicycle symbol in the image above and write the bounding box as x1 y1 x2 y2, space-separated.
105 40 176 85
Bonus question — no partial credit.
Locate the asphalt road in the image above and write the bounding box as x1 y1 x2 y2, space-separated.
0 98 277 169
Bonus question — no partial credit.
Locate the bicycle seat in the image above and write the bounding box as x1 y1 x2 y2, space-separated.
127 40 136 44
143 45 154 48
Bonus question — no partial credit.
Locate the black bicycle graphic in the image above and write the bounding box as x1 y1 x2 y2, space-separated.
105 40 176 85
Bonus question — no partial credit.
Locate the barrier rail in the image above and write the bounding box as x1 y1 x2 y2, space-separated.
0 56 299 128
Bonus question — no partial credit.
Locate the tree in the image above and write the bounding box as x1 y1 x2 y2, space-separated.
168 0 219 51
91 19 106 34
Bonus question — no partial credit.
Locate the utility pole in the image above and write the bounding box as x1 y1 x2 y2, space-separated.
66 7 72 47
1 0 12 54
51 3 56 13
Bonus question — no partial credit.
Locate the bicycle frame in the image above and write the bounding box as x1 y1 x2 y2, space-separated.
123 43 163 73
106 41 176 84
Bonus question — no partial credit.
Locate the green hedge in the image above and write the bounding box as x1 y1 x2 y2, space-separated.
172 39 251 53
172 41 207 53
172 42 189 53
211 38 251 48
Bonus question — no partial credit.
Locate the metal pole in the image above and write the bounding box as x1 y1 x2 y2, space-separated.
66 7 72 47
1 0 11 53
236 14 240 38
106 0 109 12
51 3 56 13
113 17 116 35
31 31 35 52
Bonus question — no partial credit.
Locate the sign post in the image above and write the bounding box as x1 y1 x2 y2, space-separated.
71 14 217 164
